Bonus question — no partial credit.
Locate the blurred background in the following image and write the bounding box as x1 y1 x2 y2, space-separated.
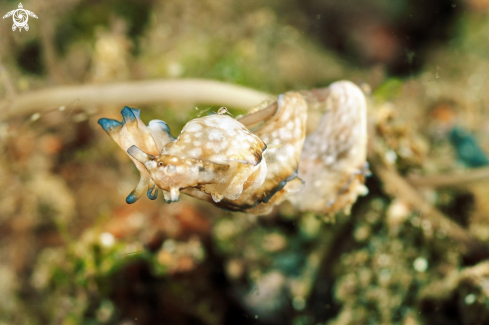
2 0 489 324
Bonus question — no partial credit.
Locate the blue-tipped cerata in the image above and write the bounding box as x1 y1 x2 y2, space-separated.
126 191 140 204
121 106 140 123
148 119 176 140
149 119 170 132
147 185 158 200
98 118 122 134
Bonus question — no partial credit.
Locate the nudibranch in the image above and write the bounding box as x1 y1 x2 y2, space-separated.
127 113 268 205
98 81 369 215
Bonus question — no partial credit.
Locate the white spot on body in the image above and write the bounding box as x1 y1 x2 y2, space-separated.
277 153 288 162
184 123 202 132
285 144 295 157
188 148 202 157
271 138 280 146
323 155 335 165
278 128 292 141
293 127 301 139
208 130 223 141
219 141 229 151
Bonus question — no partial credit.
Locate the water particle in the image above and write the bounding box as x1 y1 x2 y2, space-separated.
413 257 428 272
385 150 397 164
218 107 231 115
100 232 115 247
465 293 476 305
30 113 41 121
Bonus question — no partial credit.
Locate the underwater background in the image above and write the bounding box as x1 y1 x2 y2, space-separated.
1 0 489 324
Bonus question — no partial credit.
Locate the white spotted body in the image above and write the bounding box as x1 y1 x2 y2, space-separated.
99 81 368 215
129 114 267 203
172 91 307 213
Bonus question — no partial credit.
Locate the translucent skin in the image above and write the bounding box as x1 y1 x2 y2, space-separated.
98 81 368 215
290 81 369 214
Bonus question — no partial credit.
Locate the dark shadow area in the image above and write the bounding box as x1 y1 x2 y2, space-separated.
302 0 463 75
